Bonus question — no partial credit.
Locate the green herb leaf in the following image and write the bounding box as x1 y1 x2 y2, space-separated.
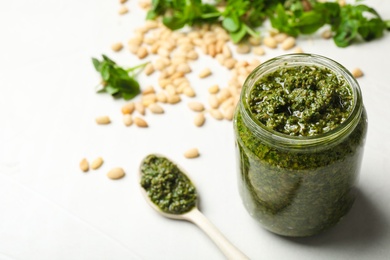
230 24 247 43
146 0 389 47
222 16 240 32
92 55 146 100
333 3 388 47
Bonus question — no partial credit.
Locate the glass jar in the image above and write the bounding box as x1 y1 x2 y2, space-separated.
233 54 368 237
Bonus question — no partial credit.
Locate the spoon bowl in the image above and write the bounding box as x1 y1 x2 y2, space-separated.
139 154 249 260
138 153 198 220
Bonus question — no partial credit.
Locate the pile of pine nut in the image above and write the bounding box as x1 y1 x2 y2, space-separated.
85 1 365 172
107 17 305 129
105 1 364 130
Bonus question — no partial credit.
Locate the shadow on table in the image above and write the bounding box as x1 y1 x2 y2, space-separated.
285 188 388 248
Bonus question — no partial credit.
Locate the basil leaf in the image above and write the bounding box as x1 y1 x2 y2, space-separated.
143 0 389 47
230 24 247 43
223 16 240 32
91 55 144 100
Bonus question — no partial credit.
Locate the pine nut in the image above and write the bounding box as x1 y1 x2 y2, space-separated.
134 117 148 127
209 109 224 120
167 94 181 104
236 44 251 54
118 6 128 15
223 106 235 121
208 44 217 57
187 50 199 60
166 84 176 96
215 40 224 54
137 46 148 59
143 37 155 45
129 44 139 54
177 63 192 74
199 68 212 78
107 167 125 180
135 102 145 115
150 43 160 54
184 148 200 159
121 102 135 114
201 44 208 55
294 47 304 53
263 36 277 49
221 97 234 110
139 0 151 9
142 93 157 106
249 36 261 46
208 84 219 94
192 38 203 46
188 31 200 39
91 157 104 170
235 61 249 68
158 79 170 89
142 85 155 95
135 26 148 34
274 33 288 43
123 114 133 126
194 113 206 127
216 54 225 65
156 92 168 103
111 42 123 52
95 116 111 125
253 46 265 56
172 57 186 65
223 58 236 70
352 68 364 78
208 94 220 109
79 158 89 172
171 72 185 81
176 83 186 94
218 89 231 102
154 59 165 71
183 87 196 97
321 29 332 39
144 20 159 30
281 37 296 50
175 79 188 88
269 29 278 37
179 43 193 51
149 103 164 114
144 63 155 76
128 36 143 47
157 47 170 57
222 45 232 58
188 101 205 112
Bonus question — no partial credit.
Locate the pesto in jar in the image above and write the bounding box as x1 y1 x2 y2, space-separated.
233 54 368 237
249 65 353 136
140 154 197 214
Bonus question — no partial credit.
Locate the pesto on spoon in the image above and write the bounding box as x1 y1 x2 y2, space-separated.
139 154 249 260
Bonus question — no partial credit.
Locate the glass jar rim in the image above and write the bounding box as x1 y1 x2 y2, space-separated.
239 53 363 150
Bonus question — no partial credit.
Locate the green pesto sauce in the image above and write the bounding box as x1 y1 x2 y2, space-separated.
249 65 353 136
235 109 367 236
234 61 368 236
140 154 197 214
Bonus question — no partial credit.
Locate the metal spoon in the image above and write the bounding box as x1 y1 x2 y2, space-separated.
139 154 249 260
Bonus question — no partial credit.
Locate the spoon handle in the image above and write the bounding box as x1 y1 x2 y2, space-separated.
185 208 249 260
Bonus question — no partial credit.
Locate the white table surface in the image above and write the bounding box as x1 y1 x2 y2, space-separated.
1 1 389 259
